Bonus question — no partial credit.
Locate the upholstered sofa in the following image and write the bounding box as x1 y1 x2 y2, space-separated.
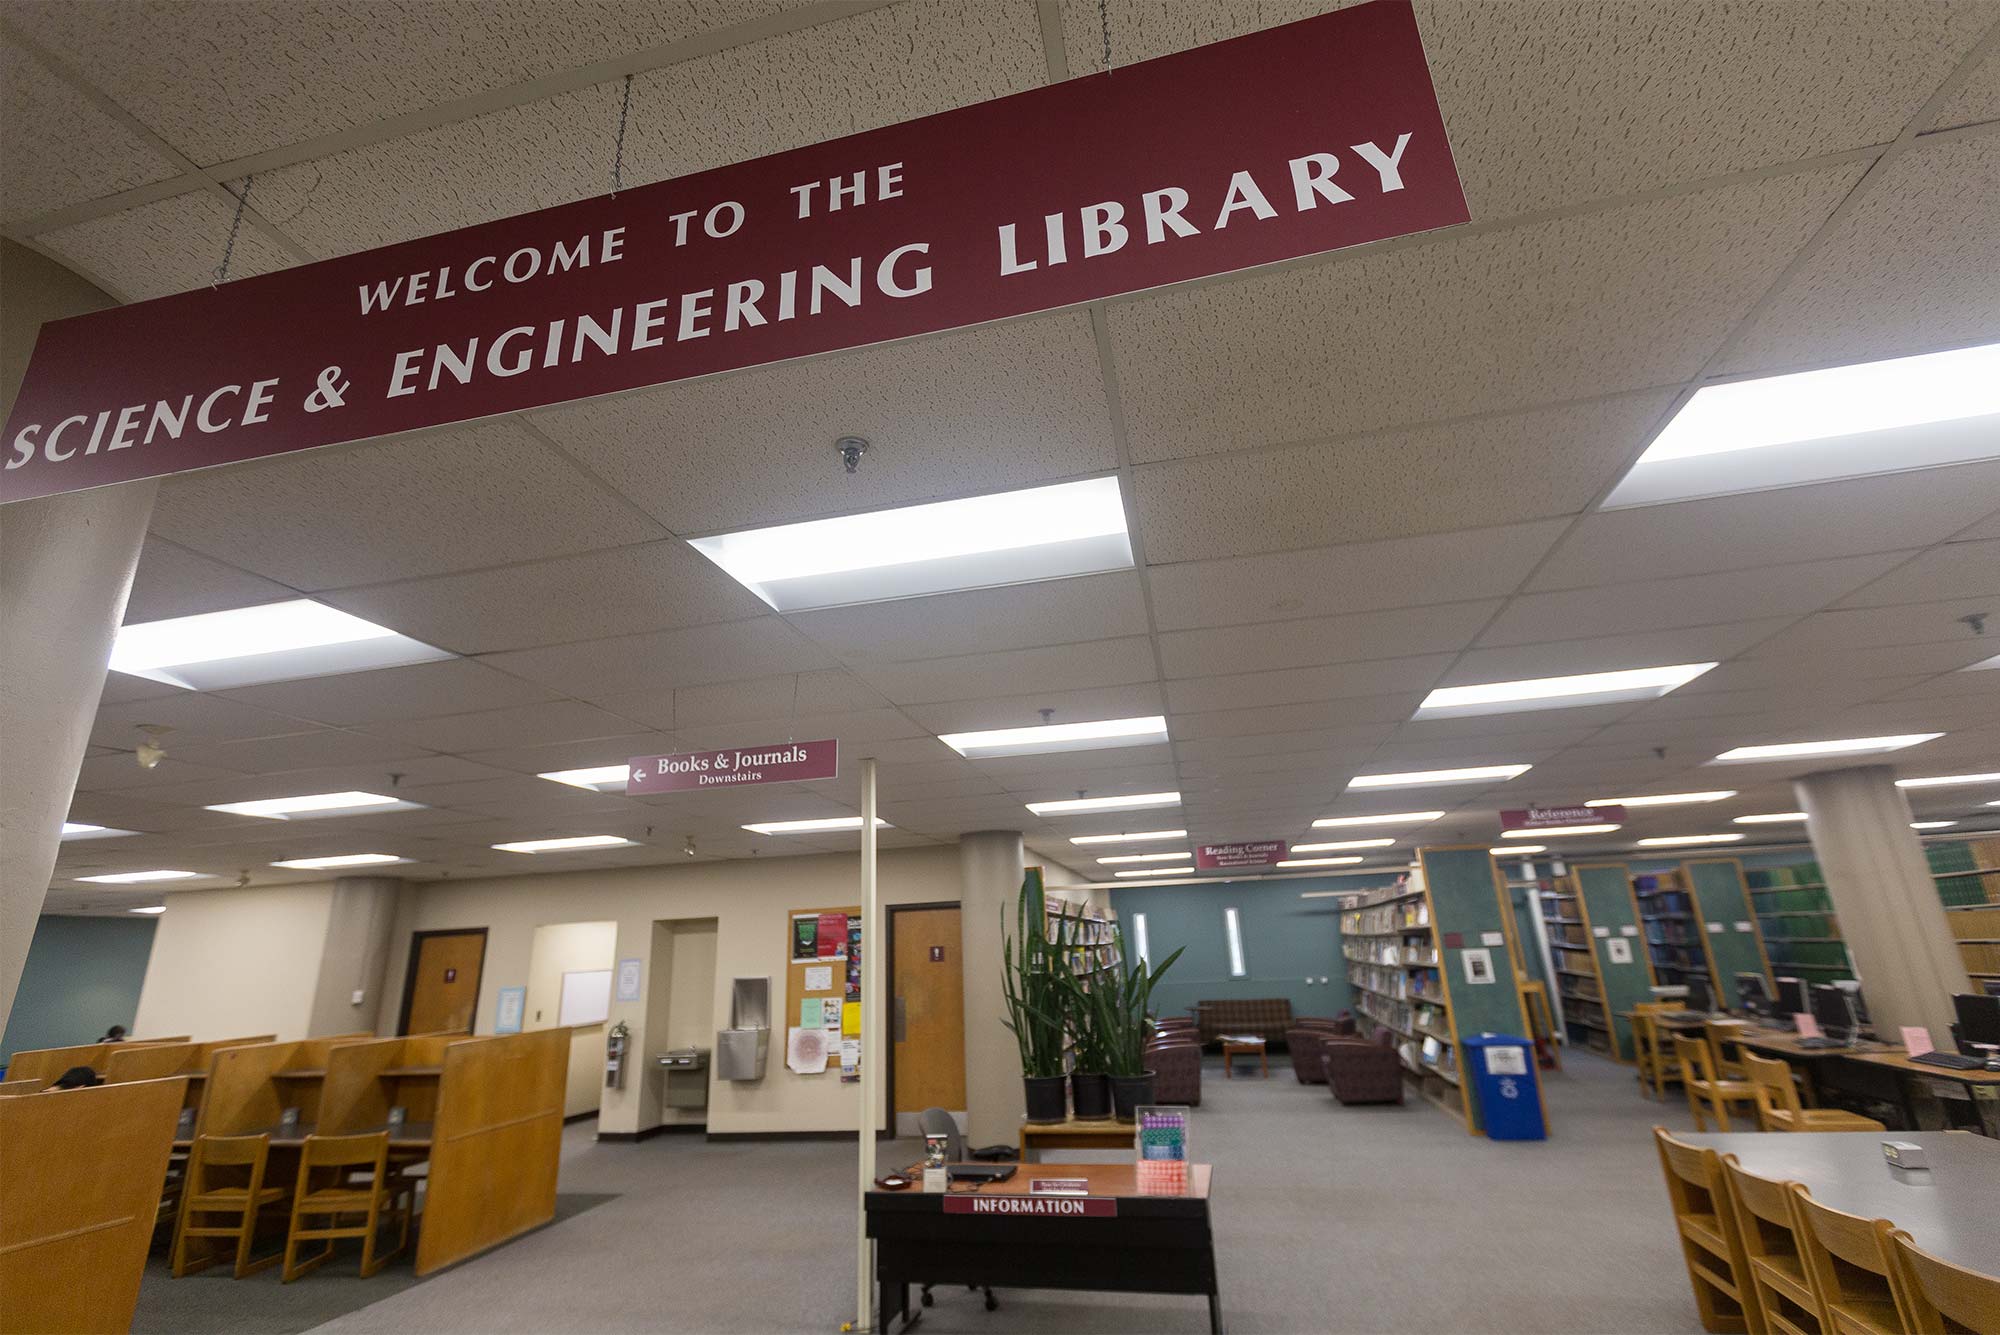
1144 1037 1202 1106
1322 1031 1405 1106
1194 999 1294 1046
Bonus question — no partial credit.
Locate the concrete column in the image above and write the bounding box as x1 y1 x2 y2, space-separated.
958 830 1025 1145
1794 764 1969 1040
306 876 406 1035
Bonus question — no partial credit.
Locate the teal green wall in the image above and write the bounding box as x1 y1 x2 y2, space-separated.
2 915 157 1067
1110 872 1402 1021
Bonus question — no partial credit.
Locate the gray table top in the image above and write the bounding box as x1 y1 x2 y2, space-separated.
1682 1131 1999 1276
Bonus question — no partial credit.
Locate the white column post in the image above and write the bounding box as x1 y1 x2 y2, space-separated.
854 756 879 1332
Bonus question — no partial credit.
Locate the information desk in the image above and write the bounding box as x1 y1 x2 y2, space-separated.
1681 1130 1998 1276
865 1163 1220 1334
1017 1115 1136 1160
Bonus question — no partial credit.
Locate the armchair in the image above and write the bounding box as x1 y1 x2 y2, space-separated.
1284 1028 1332 1084
1322 1032 1405 1106
1144 1038 1202 1106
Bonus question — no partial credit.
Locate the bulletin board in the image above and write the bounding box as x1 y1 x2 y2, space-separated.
786 905 861 1079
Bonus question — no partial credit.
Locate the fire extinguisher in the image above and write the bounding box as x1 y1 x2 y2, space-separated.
605 1020 630 1089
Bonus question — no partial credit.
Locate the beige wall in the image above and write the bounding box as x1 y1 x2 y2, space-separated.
524 919 617 1118
134 882 336 1040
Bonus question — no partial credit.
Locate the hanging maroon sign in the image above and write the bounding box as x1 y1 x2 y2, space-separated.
1 0 1465 504
1500 805 1623 830
1195 841 1289 870
628 740 837 794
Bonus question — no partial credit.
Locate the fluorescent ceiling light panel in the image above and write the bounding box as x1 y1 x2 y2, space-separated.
1116 867 1194 878
539 765 631 792
61 822 137 839
1097 851 1192 865
1415 663 1715 719
77 869 201 883
1711 734 1941 764
1734 812 1807 825
940 715 1167 759
1896 773 2000 789
110 598 450 690
207 791 418 820
1587 791 1736 808
1027 792 1180 816
1491 845 1545 855
742 817 890 835
1348 765 1531 790
1275 856 1365 867
1604 343 2000 509
1502 824 1619 838
1911 821 1958 830
270 853 410 870
689 476 1133 612
1291 838 1396 852
1635 833 1745 846
129 905 167 914
1311 811 1445 828
1966 652 2000 671
1069 829 1186 845
492 835 637 854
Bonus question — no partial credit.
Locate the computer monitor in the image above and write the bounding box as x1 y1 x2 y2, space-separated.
1953 992 2000 1047
1834 979 1869 1027
1810 984 1857 1040
1774 976 1807 1017
1735 973 1770 1014
1684 975 1713 1015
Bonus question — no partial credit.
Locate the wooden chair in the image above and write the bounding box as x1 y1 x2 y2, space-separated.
1652 1128 1761 1333
282 1131 409 1281
1706 1020 1751 1081
1884 1226 2000 1334
171 1134 284 1278
1790 1186 1902 1335
1677 1033 1759 1132
1722 1157 1825 1335
1743 1052 1885 1134
1633 1006 1679 1100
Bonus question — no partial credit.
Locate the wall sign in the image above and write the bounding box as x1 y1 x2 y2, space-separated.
494 985 526 1035
616 957 643 1002
1606 938 1634 965
629 739 837 794
1195 841 1289 870
0 0 1465 504
1500 805 1623 830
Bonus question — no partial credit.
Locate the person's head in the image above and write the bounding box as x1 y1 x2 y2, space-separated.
101 1025 126 1041
51 1066 103 1090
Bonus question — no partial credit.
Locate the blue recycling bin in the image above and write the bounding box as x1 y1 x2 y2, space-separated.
1461 1033 1545 1141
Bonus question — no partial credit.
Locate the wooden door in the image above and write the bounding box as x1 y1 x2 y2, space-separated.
400 930 486 1035
892 907 965 1114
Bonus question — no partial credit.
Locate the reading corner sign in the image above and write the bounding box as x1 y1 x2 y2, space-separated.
1 0 1465 504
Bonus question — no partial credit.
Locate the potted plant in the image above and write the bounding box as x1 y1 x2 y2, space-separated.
1050 902 1113 1120
1063 924 1184 1120
1000 869 1069 1123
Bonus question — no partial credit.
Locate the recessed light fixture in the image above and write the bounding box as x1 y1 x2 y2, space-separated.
1310 811 1446 828
1734 812 1808 825
110 599 450 690
1502 825 1619 838
1275 856 1365 868
1069 829 1187 845
270 853 410 870
1896 773 2000 789
61 822 138 839
538 765 631 792
1415 663 1715 719
1097 851 1192 865
1347 765 1530 790
492 835 637 854
207 791 419 820
1711 734 1942 764
939 715 1167 759
130 905 167 915
77 869 201 883
741 816 890 835
1027 792 1180 816
1587 791 1737 808
1603 342 2000 509
1910 820 1958 831
1291 838 1396 852
1635 833 1745 847
689 476 1133 612
1115 867 1195 877
1490 845 1545 855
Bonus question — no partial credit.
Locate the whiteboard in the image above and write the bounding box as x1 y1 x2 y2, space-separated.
558 968 613 1027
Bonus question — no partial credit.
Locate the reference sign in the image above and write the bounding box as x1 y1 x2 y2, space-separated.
1499 805 1623 830
2 0 1465 503
627 740 837 794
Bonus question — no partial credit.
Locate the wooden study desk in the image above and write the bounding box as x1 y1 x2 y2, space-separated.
1018 1115 1136 1160
250 1120 435 1151
866 1163 1220 1334
1682 1131 1999 1276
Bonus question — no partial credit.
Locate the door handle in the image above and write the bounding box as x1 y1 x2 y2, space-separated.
893 995 907 1043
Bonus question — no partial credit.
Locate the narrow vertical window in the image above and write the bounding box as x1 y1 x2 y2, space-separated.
1224 907 1247 978
1133 912 1151 968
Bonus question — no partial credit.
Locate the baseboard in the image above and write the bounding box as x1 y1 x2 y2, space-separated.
704 1129 897 1143
564 1110 599 1125
596 1122 705 1143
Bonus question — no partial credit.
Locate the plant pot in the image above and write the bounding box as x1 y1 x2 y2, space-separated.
1110 1071 1156 1121
1023 1074 1068 1124
1070 1071 1113 1121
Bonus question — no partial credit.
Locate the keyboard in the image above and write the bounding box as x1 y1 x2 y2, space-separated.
1793 1037 1846 1050
1909 1051 1987 1070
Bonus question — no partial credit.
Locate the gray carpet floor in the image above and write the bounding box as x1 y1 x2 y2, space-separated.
144 1051 1708 1334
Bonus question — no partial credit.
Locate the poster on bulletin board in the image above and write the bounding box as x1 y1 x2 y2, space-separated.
787 905 860 1078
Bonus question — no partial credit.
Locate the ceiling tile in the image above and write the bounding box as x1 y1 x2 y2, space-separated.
214 658 558 726
0 40 177 224
480 616 836 699
122 538 298 622
323 540 767 655
1929 44 2000 130
74 754 246 793
677 708 925 751
148 419 665 589
532 312 1115 534
1685 642 1992 691
36 189 296 302
1164 653 1455 715
1748 595 2000 658
89 692 313 749
1723 134 2000 373
897 683 1166 736
1169 693 1425 742
454 731 675 777
165 727 435 775
1528 460 2000 589
1439 617 1796 687
1158 600 1498 677
1478 550 1908 647
360 699 648 753
790 573 1149 666
1109 164 1862 461
1832 538 2000 608
1144 521 1566 630
855 637 1158 706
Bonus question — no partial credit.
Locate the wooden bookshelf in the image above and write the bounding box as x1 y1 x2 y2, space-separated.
1630 867 1717 991
1535 872 1613 1057
1046 900 1120 979
1934 836 2000 983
